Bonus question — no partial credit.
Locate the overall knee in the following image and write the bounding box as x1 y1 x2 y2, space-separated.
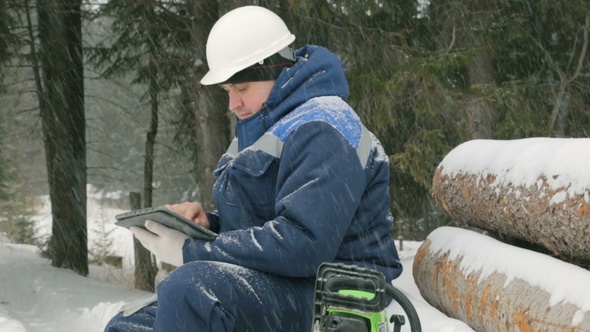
103 313 123 332
156 263 197 301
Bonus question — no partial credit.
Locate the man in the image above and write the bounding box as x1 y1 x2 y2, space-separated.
105 5 402 332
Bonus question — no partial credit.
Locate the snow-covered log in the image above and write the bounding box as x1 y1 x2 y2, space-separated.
431 138 590 266
413 226 590 332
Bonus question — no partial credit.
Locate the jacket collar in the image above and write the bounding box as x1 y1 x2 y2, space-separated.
234 45 349 152
235 104 270 152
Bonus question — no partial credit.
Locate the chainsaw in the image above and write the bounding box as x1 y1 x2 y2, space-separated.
312 263 422 332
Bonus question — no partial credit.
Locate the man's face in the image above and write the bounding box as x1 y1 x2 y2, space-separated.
221 80 275 120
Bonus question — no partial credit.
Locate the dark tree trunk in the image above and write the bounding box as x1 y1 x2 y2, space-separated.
37 0 87 276
129 192 156 292
465 52 497 139
144 72 158 209
462 1 499 139
136 60 159 282
184 0 229 211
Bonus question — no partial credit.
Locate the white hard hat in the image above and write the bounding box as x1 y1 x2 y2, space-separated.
200 6 296 85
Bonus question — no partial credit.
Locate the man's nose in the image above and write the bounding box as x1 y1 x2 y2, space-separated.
228 92 243 111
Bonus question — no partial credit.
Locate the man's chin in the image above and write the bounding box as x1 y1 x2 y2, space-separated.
237 113 254 120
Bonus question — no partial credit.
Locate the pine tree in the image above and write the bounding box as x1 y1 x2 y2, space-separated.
86 0 211 289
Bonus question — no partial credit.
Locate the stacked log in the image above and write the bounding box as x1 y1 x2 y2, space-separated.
416 138 590 330
413 227 590 331
431 138 590 266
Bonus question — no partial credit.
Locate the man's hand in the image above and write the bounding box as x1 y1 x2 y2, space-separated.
130 220 189 267
165 202 210 229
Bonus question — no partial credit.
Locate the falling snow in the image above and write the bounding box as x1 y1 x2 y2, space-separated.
6 135 590 331
0 194 473 332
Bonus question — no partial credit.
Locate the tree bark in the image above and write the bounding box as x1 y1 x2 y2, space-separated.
144 71 158 209
465 52 497 139
462 1 499 139
431 138 590 267
413 227 590 332
184 0 229 211
37 0 87 276
129 192 156 292
431 0 500 140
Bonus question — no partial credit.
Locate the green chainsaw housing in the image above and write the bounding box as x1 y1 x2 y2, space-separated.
326 289 389 332
312 263 390 332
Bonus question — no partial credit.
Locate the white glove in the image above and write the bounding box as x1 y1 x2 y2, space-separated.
130 219 189 267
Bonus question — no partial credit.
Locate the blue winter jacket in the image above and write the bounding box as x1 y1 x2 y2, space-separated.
183 45 403 282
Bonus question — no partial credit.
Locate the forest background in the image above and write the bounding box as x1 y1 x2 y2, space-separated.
0 0 589 277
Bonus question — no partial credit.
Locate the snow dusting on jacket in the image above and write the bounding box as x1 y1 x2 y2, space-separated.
183 45 403 282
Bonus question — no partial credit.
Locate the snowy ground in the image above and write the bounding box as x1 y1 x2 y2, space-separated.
0 192 472 332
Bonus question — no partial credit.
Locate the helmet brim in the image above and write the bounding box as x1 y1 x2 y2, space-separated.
201 34 295 86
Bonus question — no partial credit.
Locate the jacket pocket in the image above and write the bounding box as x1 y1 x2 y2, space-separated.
214 151 277 221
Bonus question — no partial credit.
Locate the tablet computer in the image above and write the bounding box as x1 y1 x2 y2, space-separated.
115 206 217 241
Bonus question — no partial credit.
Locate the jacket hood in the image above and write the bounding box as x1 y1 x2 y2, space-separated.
235 45 349 151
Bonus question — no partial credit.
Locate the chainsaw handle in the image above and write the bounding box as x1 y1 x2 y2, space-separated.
312 263 422 332
322 275 386 312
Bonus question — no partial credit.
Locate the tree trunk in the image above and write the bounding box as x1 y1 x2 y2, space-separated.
144 72 158 208
129 192 156 292
431 138 590 267
185 0 229 211
137 62 160 282
37 0 87 276
462 1 499 139
548 15 589 135
413 227 590 332
465 52 497 139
